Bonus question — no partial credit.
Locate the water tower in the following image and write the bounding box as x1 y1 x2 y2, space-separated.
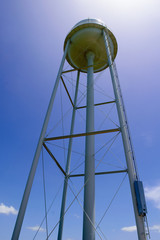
12 19 149 240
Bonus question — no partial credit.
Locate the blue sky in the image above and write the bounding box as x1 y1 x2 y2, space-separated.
1 0 160 239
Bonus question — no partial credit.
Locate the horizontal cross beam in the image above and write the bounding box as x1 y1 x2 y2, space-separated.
76 100 115 109
62 69 77 74
69 169 127 178
44 128 120 141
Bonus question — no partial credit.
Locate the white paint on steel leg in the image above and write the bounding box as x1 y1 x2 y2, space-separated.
11 40 70 240
103 29 147 240
83 51 95 240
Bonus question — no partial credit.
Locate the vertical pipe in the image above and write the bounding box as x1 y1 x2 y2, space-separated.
103 29 146 240
83 51 95 240
11 40 70 240
58 71 80 240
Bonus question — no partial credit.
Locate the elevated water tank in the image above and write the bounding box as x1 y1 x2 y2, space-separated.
64 18 118 73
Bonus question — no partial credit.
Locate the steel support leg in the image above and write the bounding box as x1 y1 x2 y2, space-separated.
103 29 146 240
11 40 70 240
83 51 95 240
57 71 80 240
